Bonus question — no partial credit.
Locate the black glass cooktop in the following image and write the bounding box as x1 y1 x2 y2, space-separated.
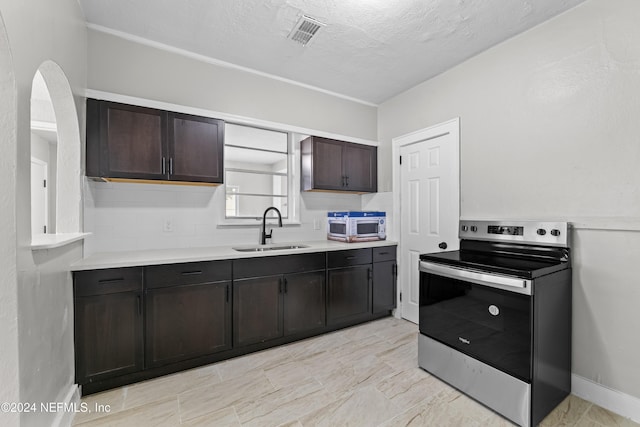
420 240 570 279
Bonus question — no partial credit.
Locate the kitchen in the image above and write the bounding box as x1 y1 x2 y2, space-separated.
1 0 640 426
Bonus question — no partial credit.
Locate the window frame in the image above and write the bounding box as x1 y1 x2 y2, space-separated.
219 123 301 226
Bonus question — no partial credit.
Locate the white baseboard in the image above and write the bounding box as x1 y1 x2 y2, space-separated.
572 374 640 423
52 384 80 427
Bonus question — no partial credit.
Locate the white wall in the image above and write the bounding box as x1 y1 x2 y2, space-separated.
0 1 87 426
87 28 377 142
0 10 19 427
378 0 640 402
30 133 49 164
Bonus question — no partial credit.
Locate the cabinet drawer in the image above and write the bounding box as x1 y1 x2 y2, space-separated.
327 248 372 268
373 246 397 263
234 253 325 279
145 260 232 289
74 267 142 297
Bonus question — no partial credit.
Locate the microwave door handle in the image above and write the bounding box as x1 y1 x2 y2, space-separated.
419 261 532 295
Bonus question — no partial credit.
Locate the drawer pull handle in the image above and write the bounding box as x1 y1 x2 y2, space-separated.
98 278 124 284
345 256 356 260
181 271 203 276
378 251 389 255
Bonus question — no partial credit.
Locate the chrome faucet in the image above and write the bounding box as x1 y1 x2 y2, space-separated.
261 207 283 245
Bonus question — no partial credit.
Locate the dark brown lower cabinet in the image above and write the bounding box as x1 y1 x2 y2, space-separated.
234 270 326 346
372 261 397 314
75 293 143 384
372 246 397 314
233 275 283 347
73 246 395 395
145 281 231 368
283 271 326 335
327 265 371 325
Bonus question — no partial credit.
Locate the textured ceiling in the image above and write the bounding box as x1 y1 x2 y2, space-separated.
78 0 586 105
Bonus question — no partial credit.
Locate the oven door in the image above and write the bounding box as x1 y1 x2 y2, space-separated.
419 261 533 382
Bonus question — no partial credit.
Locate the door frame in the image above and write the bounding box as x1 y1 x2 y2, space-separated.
30 157 49 236
391 117 460 321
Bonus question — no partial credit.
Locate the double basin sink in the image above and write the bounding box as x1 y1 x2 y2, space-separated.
233 244 309 252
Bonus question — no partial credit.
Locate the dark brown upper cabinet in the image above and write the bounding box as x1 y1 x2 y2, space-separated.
301 136 377 193
86 99 224 185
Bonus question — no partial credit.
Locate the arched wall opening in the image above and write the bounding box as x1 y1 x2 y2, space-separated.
31 61 82 236
31 70 57 235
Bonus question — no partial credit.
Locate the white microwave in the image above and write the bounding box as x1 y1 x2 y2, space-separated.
327 211 386 242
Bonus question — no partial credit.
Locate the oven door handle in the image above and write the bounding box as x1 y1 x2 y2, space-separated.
419 261 533 295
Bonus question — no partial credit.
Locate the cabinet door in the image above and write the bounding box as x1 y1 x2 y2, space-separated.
283 271 326 336
145 281 231 368
168 113 224 183
312 137 345 190
327 266 371 325
91 99 167 180
233 276 283 347
373 261 396 314
344 142 377 192
74 292 143 384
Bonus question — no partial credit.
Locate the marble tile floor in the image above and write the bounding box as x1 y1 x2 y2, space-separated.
72 317 639 427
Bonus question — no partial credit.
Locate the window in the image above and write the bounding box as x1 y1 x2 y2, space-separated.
225 185 239 217
224 124 293 220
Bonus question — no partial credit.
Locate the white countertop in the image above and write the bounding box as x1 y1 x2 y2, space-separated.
71 240 397 271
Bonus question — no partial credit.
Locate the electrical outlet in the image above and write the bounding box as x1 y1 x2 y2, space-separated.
163 219 174 232
313 218 321 230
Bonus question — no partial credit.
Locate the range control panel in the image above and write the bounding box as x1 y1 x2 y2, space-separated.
460 220 570 247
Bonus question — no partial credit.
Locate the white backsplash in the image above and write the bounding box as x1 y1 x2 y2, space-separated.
83 180 392 256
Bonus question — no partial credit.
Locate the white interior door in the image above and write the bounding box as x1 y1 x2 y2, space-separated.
395 119 459 323
31 158 48 236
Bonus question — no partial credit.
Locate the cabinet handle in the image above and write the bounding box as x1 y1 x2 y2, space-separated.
284 277 288 294
225 284 229 303
393 264 398 277
345 256 356 260
341 175 346 187
378 251 389 255
162 157 166 175
345 175 349 187
169 157 173 175
98 277 124 284
137 295 142 316
368 268 372 281
181 270 203 276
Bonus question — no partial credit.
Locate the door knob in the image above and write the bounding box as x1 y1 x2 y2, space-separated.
438 242 447 250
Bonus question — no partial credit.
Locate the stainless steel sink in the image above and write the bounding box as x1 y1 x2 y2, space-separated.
233 244 309 252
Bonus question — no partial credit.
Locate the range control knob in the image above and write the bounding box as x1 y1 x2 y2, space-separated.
537 228 547 236
470 226 477 232
550 229 561 237
461 225 469 232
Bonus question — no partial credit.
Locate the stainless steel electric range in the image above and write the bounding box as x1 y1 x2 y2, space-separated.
418 220 572 427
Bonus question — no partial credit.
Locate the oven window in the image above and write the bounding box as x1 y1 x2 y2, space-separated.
329 222 347 234
419 271 532 382
356 222 378 235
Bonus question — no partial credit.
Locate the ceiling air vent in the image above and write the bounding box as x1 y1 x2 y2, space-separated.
288 15 326 46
